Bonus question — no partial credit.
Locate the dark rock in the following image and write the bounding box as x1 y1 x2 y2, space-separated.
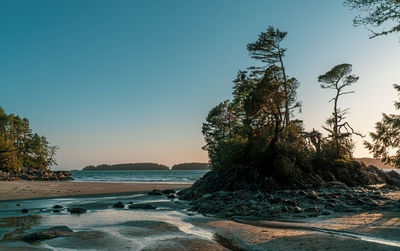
16 203 22 206
128 203 157 209
53 210 61 213
68 207 87 214
21 209 29 213
167 194 176 199
53 205 63 209
148 189 163 196
162 189 175 195
112 202 124 208
22 226 73 242
308 190 319 200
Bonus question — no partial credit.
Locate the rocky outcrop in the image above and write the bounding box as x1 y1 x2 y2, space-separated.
178 164 400 201
0 168 72 181
22 226 73 242
186 183 400 218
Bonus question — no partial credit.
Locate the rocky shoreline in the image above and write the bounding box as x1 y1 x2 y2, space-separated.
0 167 72 181
178 165 400 219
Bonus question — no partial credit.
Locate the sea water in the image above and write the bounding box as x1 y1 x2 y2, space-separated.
69 170 209 183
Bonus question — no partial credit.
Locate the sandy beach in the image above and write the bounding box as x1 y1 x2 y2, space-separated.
0 181 191 201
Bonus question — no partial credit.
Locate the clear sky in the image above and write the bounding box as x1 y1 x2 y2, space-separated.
1 1 399 170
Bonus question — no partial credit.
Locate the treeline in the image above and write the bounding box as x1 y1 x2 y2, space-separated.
83 163 169 170
171 163 210 170
0 107 57 172
83 162 210 170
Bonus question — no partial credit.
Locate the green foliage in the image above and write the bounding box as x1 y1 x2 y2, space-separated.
345 0 400 38
317 63 362 158
0 107 57 171
202 27 364 186
365 84 400 168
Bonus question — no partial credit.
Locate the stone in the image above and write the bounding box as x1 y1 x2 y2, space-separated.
53 205 63 209
294 206 302 213
68 207 87 214
128 203 157 210
162 189 175 194
16 203 22 206
22 226 73 242
167 194 176 199
53 210 61 213
21 209 29 213
148 189 163 196
308 191 319 200
112 202 124 208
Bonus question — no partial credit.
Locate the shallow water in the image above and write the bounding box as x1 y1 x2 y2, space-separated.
1 192 400 250
69 170 209 183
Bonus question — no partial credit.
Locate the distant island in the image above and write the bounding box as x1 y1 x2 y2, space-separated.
82 162 210 171
171 163 210 170
82 163 169 171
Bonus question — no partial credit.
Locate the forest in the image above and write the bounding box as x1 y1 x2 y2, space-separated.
0 107 57 172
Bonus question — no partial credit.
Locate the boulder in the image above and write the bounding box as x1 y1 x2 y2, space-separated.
68 207 87 214
112 202 124 208
148 189 163 196
22 226 73 242
162 189 175 194
128 203 157 210
53 205 63 209
21 209 29 213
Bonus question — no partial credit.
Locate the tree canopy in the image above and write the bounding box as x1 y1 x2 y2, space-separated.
345 0 400 38
0 107 57 171
365 84 400 168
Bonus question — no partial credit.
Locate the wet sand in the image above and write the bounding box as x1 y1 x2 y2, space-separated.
0 181 191 201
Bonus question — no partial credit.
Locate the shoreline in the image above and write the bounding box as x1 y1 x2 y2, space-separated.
0 180 191 201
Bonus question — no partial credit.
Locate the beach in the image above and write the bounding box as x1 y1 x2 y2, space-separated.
0 181 398 250
0 181 191 201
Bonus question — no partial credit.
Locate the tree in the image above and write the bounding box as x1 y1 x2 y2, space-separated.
365 84 400 168
318 63 361 158
247 26 297 127
344 0 400 38
0 106 57 171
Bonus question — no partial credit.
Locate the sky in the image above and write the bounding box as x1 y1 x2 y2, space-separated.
0 1 399 170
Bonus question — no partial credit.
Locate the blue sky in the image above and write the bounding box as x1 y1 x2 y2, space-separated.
1 1 399 170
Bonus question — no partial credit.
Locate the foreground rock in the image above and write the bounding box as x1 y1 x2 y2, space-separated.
0 168 72 181
128 203 157 209
184 182 400 218
68 207 87 214
178 164 400 219
22 226 73 242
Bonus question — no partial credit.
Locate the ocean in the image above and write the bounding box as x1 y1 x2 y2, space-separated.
69 170 209 183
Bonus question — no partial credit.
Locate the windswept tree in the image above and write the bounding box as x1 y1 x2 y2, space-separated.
365 84 400 168
247 26 299 127
344 0 400 38
318 63 361 158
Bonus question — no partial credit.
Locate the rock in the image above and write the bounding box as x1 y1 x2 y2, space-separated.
128 203 157 210
53 205 63 209
167 194 176 199
53 210 61 213
308 190 319 200
21 209 29 213
68 207 87 214
148 189 163 196
112 202 124 208
162 189 175 194
22 226 73 242
16 203 22 206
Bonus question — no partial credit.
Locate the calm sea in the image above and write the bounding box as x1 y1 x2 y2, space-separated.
69 170 209 183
